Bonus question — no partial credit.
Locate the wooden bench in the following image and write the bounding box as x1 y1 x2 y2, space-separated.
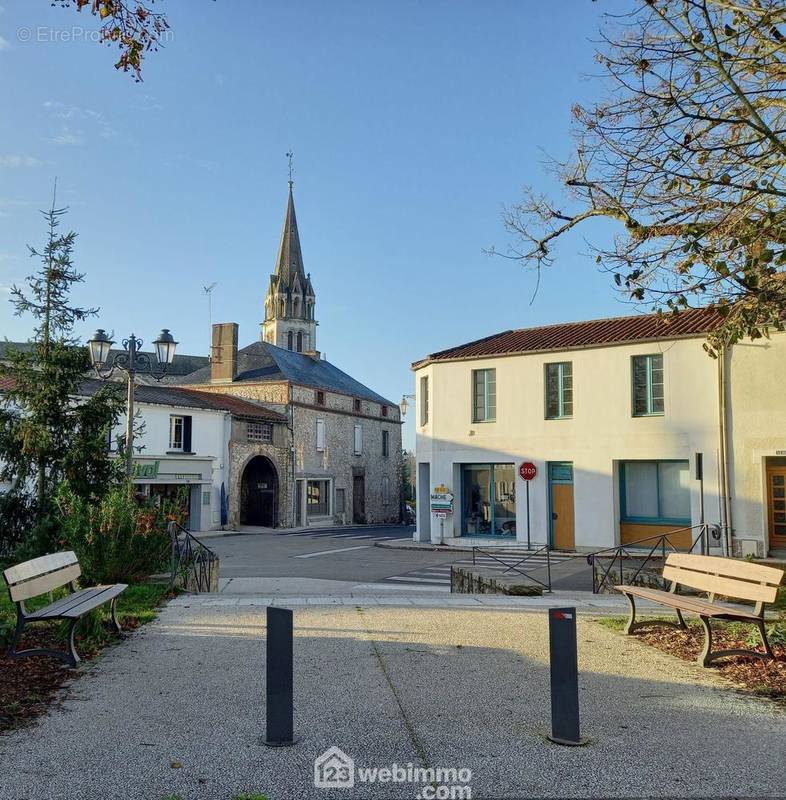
616 553 784 667
2 551 127 667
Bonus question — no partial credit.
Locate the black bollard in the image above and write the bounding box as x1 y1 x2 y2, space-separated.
546 607 588 746
264 606 296 747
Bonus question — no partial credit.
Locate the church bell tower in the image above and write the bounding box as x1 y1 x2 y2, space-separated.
261 180 317 352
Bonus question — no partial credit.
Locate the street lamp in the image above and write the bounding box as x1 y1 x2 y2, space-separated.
399 393 415 417
88 328 178 477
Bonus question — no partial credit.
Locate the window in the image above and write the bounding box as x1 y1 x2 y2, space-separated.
169 416 184 451
202 491 211 506
353 424 363 455
420 376 429 425
382 476 390 506
381 405 388 417
307 480 330 516
316 390 325 406
545 362 573 419
316 419 325 452
287 331 293 350
382 430 390 458
620 460 690 523
461 463 516 536
632 354 664 416
335 488 346 514
247 422 272 443
472 369 496 422
169 415 192 452
296 331 303 352
354 398 361 413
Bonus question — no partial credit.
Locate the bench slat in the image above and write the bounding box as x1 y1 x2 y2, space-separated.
3 551 79 585
666 553 784 586
53 584 127 619
662 565 778 603
26 587 109 619
617 585 760 619
7 564 81 603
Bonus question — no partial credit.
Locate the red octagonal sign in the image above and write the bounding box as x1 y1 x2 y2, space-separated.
519 462 537 481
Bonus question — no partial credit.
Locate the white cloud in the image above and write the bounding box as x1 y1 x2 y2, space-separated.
43 101 116 143
0 35 9 51
0 155 43 168
50 126 83 146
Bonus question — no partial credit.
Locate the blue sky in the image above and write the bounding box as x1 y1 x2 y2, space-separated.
0 0 629 448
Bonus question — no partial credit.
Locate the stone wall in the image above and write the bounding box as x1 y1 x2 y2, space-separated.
227 440 292 528
294 398 402 525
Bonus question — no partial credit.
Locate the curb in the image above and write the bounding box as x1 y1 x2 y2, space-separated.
374 541 474 553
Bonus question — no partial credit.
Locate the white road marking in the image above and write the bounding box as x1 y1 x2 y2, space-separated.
385 575 448 584
294 545 372 559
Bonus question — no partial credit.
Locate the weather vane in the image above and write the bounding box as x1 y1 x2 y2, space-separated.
286 150 294 187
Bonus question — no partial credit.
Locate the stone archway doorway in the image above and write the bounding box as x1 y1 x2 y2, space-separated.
240 456 278 527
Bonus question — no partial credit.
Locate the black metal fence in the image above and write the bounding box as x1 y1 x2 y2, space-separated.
168 520 219 593
471 544 554 592
586 523 711 594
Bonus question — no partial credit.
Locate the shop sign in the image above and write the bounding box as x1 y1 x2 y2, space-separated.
518 462 537 481
431 485 453 514
132 460 160 479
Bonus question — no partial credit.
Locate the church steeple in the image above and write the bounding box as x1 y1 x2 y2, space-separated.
262 177 317 352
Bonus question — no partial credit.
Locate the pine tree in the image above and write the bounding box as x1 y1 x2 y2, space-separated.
0 188 124 555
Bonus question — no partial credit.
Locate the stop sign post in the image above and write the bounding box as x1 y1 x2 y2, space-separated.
519 462 537 549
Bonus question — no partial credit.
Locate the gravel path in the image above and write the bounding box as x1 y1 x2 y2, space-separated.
0 601 784 799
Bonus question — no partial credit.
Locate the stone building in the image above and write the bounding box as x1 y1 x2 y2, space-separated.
176 183 402 528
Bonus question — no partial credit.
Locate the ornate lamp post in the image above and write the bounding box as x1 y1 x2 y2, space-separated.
87 328 178 477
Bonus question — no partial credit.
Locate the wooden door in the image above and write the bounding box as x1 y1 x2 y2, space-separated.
551 484 575 549
766 469 786 549
353 475 365 523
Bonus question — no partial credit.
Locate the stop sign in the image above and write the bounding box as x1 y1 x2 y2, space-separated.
519 462 537 481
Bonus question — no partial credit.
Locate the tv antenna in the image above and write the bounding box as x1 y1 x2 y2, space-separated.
203 282 217 328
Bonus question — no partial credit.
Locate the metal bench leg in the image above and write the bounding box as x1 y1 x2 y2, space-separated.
66 619 81 667
109 597 122 634
698 616 774 667
698 615 714 667
757 619 774 659
623 593 637 634
675 607 688 630
8 611 26 659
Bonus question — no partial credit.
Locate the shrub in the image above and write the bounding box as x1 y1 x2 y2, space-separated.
56 482 188 584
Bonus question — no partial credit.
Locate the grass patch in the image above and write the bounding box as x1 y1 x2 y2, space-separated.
593 612 786 705
0 580 176 731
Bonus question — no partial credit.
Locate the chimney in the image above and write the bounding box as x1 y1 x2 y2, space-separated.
211 322 238 383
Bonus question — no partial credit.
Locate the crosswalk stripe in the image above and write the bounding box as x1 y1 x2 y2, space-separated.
384 576 447 584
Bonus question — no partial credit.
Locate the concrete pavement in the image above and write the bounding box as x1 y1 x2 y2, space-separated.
1 598 784 799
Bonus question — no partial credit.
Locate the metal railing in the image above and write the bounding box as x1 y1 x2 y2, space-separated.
587 523 711 594
168 520 219 593
472 544 554 592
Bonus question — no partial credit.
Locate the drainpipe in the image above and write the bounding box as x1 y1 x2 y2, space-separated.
717 346 733 555
288 383 296 529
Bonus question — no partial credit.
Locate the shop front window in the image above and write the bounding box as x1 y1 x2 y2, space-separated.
462 463 516 536
307 480 330 516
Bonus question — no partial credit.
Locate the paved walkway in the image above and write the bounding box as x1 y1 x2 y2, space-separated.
0 595 784 799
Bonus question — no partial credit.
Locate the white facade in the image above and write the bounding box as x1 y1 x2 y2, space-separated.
115 402 230 532
414 329 786 557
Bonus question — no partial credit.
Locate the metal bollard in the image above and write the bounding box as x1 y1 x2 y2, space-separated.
546 607 588 746
264 606 297 747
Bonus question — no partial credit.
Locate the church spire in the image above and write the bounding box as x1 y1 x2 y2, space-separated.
262 168 317 352
273 182 307 288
